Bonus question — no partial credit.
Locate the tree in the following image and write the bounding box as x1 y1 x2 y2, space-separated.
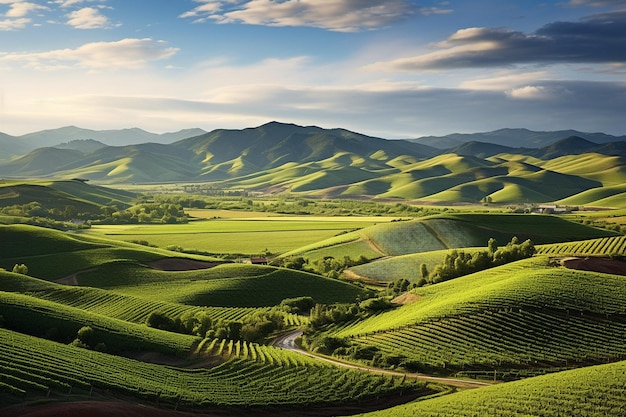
488 238 498 256
12 264 28 275
420 263 429 280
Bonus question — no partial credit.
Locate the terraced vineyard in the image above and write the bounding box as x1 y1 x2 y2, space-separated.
358 360 626 417
329 257 626 372
0 328 425 409
284 213 618 261
74 263 370 307
538 235 626 256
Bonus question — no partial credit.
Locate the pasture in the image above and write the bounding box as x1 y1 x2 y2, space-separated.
83 215 392 255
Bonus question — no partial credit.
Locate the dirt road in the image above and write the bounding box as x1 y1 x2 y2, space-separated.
273 331 492 390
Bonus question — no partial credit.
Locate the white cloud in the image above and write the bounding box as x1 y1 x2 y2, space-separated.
6 2 49 17
0 17 30 30
0 38 179 70
460 71 551 91
181 0 415 32
506 85 550 100
54 0 99 7
66 6 108 28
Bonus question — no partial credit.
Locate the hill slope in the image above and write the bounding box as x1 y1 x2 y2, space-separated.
359 359 626 417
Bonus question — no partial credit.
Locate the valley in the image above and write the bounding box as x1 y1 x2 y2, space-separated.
0 123 626 416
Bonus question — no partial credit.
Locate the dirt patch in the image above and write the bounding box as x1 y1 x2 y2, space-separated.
148 258 222 271
560 256 626 276
392 292 420 305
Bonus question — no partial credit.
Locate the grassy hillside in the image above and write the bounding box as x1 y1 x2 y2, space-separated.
285 214 617 261
330 257 626 371
73 262 370 307
358 360 626 417
0 224 221 279
0 328 420 410
0 180 136 215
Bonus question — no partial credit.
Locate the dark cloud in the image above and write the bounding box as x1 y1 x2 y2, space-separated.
379 10 626 70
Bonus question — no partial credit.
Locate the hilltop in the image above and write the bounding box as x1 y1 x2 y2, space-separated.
0 122 625 206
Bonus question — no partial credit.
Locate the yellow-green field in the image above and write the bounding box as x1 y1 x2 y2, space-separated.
83 213 397 255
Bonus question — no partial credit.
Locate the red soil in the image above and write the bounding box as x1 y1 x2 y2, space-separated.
560 256 626 275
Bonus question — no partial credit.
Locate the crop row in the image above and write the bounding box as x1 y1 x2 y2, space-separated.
538 235 626 256
196 338 321 368
0 328 419 408
335 257 626 338
350 308 626 370
359 360 626 417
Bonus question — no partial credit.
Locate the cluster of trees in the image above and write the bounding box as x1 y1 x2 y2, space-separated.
146 307 290 343
99 203 188 224
0 202 92 221
155 194 449 218
70 325 107 352
271 255 369 278
424 237 535 285
307 296 392 331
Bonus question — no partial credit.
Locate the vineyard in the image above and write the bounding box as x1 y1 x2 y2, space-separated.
327 257 626 372
73 263 370 307
0 328 427 409
0 270 263 325
283 213 618 263
358 360 626 417
538 235 626 256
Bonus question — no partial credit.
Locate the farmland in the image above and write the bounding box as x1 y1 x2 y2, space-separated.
82 215 394 255
2 181 626 416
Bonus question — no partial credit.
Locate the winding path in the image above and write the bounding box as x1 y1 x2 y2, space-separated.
273 331 492 390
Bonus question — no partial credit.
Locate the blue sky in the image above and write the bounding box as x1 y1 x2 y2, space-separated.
0 0 625 138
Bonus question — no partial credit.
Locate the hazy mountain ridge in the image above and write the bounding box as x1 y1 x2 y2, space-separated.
414 128 626 149
0 126 208 160
0 122 625 205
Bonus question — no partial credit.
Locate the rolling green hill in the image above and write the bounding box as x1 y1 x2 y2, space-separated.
72 262 370 307
284 214 617 262
358 360 626 417
0 180 136 216
2 122 624 206
330 257 626 372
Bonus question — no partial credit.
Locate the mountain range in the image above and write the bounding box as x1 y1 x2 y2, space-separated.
1 122 625 205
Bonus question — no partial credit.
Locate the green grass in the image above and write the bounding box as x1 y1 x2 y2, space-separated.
83 217 384 255
0 328 424 408
0 180 135 213
357 360 626 417
285 214 618 261
74 263 370 307
348 248 474 283
0 224 222 280
329 257 626 371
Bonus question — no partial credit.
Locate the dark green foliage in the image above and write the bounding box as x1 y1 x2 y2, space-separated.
11 264 28 275
280 296 316 314
428 237 535 284
360 297 395 313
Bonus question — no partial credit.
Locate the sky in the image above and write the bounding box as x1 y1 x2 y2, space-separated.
0 0 625 138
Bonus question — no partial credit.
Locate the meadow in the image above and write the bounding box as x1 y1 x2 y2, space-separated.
2 186 626 416
83 213 393 255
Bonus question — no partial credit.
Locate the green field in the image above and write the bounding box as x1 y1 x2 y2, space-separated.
2 180 626 415
328 257 626 372
358 360 626 417
82 216 390 255
284 213 617 266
